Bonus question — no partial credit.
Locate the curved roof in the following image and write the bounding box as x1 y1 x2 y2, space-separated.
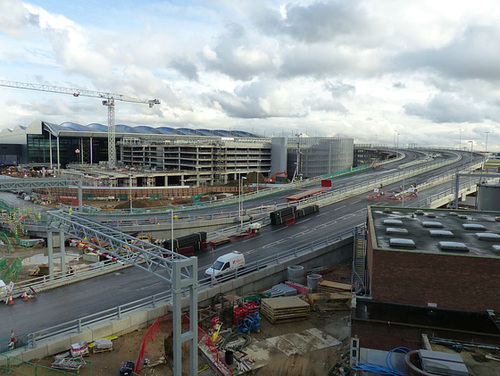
35 121 261 138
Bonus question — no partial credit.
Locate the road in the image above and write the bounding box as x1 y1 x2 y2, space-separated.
0 149 483 344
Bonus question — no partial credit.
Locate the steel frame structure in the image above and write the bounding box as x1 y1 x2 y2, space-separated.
0 178 84 211
46 210 198 376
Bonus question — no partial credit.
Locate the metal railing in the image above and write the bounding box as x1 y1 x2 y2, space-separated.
9 226 355 355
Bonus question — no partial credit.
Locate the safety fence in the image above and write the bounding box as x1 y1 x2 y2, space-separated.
0 226 355 357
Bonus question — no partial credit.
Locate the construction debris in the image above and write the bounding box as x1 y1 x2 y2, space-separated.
261 296 310 324
51 357 85 371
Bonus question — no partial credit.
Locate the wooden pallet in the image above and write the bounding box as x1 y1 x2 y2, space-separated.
317 280 352 293
261 296 310 324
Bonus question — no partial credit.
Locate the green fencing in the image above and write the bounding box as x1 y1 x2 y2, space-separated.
0 232 12 254
0 258 22 282
0 354 91 375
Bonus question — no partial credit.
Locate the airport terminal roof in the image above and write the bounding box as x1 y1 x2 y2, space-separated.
0 121 261 140
369 206 500 258
42 122 260 138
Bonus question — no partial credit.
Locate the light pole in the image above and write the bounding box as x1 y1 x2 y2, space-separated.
168 209 174 250
239 174 246 227
129 173 133 213
485 131 490 153
459 128 462 151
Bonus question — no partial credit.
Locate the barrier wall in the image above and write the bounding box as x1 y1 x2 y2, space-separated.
5 236 353 363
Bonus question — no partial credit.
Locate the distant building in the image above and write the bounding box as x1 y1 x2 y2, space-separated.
352 206 500 351
285 137 354 179
0 120 357 186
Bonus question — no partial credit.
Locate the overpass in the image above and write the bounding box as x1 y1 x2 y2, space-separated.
0 149 491 370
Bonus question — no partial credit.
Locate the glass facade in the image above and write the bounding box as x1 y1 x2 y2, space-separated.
27 131 109 167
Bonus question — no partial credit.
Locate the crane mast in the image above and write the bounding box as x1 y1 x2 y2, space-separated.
0 79 160 169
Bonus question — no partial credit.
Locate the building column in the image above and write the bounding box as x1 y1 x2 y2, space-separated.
57 136 60 173
49 133 53 169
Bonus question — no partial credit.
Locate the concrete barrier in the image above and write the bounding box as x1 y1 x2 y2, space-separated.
8 236 353 363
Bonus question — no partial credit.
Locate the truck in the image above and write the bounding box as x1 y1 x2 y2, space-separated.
205 251 245 278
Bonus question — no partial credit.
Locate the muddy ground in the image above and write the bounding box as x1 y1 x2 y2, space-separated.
22 310 351 376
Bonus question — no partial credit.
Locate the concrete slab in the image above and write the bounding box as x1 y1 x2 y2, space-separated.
267 333 309 356
112 317 132 334
91 323 113 340
304 328 341 348
69 331 93 346
19 343 49 362
46 336 71 355
130 311 148 327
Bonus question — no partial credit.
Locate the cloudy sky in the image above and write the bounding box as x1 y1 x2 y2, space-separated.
0 0 499 150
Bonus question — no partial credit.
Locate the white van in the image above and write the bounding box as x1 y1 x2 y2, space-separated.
205 251 245 278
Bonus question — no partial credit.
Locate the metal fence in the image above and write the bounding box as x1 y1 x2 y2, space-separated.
2 226 355 355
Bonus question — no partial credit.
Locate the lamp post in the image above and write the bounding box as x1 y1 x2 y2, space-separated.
168 208 174 250
129 173 133 214
485 131 490 153
239 174 246 227
459 129 462 151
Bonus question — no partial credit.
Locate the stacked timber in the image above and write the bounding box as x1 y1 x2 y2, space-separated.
269 206 297 225
295 205 320 218
303 292 352 312
261 296 310 323
317 280 352 294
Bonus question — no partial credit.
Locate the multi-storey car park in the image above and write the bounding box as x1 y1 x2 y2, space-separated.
0 120 356 188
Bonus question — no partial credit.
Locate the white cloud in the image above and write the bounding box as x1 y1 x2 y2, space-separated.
0 0 499 150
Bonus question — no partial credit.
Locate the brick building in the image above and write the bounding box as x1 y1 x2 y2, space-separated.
353 206 500 351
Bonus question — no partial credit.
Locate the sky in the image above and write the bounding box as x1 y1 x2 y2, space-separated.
0 0 499 151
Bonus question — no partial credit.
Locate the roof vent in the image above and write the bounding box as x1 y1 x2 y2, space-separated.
462 223 486 231
492 245 500 252
422 221 444 228
458 214 468 219
383 208 392 213
389 238 416 248
476 233 500 241
429 230 454 238
438 241 469 252
383 219 403 226
426 213 436 218
386 227 409 235
414 210 424 216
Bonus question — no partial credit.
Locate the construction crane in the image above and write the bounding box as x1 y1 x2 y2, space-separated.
0 79 160 169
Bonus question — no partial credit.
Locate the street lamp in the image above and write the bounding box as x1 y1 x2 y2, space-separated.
459 129 462 151
239 174 246 227
129 173 133 213
167 208 174 250
485 131 490 153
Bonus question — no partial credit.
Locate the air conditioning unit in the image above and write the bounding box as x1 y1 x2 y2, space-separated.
419 349 469 376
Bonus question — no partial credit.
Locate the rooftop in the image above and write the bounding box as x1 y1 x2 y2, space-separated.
369 206 500 258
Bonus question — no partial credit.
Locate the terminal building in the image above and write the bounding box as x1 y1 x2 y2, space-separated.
0 121 355 187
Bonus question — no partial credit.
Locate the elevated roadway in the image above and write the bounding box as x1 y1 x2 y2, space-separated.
0 149 487 348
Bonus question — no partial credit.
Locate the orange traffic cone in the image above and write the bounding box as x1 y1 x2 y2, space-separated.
7 293 13 305
22 290 28 301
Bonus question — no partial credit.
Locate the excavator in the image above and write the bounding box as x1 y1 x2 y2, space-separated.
265 171 287 183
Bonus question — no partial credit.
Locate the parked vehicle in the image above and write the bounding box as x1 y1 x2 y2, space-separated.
205 251 245 278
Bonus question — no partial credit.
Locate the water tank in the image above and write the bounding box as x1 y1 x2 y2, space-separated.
287 265 305 284
477 182 500 211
